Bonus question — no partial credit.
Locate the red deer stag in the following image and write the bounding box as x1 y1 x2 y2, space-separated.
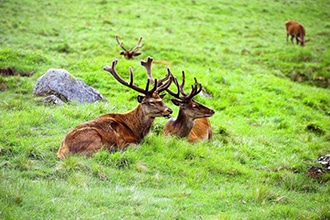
57 57 173 159
115 35 143 59
163 71 215 142
285 20 307 46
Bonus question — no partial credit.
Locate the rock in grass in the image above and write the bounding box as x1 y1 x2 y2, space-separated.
317 154 330 171
43 94 65 105
33 69 107 103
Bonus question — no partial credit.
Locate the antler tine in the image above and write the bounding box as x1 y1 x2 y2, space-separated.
141 56 155 85
164 69 202 100
115 35 127 51
137 36 143 45
128 67 133 84
194 77 203 94
141 56 171 89
103 59 154 95
132 36 144 52
184 77 202 100
177 71 187 96
165 71 181 99
157 68 171 87
175 71 202 100
178 71 188 96
156 68 173 93
129 67 155 93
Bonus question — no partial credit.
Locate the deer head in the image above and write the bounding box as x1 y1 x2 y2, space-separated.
103 57 173 118
166 71 215 119
115 35 143 60
300 38 310 46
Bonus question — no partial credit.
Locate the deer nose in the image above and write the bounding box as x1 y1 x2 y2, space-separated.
163 107 172 118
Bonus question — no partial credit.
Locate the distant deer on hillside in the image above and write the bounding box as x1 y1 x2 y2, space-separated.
285 20 309 46
162 71 215 142
57 57 173 159
115 35 143 59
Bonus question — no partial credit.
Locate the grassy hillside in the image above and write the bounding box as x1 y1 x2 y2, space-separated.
1 0 329 219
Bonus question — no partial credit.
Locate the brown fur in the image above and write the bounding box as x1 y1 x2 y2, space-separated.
58 93 172 159
285 20 306 46
163 104 195 138
188 118 212 142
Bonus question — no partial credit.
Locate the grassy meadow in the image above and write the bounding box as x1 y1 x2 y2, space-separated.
1 0 330 219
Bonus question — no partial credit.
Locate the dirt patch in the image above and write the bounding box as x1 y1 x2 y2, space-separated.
0 67 35 77
291 71 330 88
0 67 15 76
305 124 325 136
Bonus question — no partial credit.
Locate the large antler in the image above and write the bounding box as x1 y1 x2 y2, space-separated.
141 56 156 85
140 56 172 93
103 59 157 96
166 71 202 100
115 35 143 60
157 68 174 93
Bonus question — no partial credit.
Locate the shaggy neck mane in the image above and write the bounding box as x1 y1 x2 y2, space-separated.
114 104 155 142
172 109 195 138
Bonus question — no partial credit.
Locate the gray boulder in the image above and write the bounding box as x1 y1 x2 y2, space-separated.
33 69 107 103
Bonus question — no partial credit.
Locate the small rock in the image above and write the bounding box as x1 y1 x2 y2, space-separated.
43 95 65 105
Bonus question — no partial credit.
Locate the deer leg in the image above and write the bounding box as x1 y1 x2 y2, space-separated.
59 128 104 158
57 142 70 159
290 36 295 45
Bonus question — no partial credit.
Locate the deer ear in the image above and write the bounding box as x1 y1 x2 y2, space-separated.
171 99 181 106
160 93 166 99
137 95 144 103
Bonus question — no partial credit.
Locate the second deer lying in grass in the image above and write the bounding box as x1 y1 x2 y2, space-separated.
163 71 215 142
57 57 172 159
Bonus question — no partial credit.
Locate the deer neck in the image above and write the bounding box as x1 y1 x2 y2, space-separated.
124 104 155 141
171 109 195 138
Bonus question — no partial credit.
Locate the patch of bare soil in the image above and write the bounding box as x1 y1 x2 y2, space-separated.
0 67 35 77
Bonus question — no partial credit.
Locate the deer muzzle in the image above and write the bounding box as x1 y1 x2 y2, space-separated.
163 107 173 118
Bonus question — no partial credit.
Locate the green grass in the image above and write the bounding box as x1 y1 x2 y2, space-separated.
1 0 330 219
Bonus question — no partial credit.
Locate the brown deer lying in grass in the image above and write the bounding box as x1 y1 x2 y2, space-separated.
57 57 173 159
162 71 215 142
115 35 143 59
285 20 308 46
